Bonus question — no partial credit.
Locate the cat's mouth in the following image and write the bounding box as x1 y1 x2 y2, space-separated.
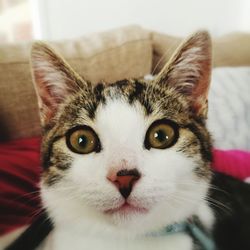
104 202 148 215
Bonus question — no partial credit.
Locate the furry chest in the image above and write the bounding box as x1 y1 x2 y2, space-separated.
40 230 193 250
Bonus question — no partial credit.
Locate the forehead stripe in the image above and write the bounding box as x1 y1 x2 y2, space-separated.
184 123 212 162
85 84 104 119
128 80 145 103
42 135 62 169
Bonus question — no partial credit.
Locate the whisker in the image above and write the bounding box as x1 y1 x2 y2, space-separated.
205 197 232 214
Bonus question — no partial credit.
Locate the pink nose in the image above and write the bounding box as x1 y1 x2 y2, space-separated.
107 169 141 199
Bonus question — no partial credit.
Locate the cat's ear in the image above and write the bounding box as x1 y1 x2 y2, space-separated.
154 31 212 118
31 42 88 126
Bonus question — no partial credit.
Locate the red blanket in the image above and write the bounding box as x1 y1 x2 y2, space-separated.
0 137 250 235
0 138 42 235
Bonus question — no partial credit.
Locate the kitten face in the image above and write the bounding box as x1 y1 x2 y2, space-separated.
31 31 212 237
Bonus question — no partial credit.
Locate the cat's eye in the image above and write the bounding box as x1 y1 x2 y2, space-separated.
144 119 179 150
66 126 101 154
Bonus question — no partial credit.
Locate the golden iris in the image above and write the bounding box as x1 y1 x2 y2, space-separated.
145 120 178 149
67 126 100 154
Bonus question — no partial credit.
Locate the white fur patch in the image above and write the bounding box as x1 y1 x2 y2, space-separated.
196 201 215 230
42 230 193 250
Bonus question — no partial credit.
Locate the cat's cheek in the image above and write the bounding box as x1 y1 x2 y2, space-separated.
141 147 198 185
137 148 207 207
68 153 106 187
39 182 71 224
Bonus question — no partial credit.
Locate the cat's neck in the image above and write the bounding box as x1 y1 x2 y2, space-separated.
41 201 213 250
44 228 193 250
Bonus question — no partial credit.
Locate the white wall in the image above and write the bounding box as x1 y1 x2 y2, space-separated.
31 0 250 40
0 1 31 42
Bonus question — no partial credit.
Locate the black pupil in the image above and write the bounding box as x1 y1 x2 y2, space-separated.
78 135 88 148
155 129 168 143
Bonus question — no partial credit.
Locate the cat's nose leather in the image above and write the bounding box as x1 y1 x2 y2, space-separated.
107 169 141 199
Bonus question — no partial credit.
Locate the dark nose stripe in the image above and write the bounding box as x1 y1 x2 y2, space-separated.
117 168 140 178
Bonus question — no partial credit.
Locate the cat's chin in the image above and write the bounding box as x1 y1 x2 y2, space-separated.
104 201 148 215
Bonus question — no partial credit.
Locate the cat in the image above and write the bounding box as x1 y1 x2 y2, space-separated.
6 31 250 250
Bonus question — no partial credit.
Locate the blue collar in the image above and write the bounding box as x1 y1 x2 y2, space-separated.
149 220 216 250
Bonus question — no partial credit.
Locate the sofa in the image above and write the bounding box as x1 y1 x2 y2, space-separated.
0 25 250 248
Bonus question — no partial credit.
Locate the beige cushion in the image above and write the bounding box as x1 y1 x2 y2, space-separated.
0 26 152 141
151 31 250 73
